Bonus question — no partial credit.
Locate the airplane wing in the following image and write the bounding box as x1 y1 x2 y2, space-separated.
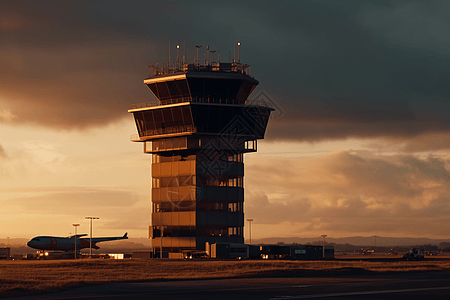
89 232 128 243
68 234 88 238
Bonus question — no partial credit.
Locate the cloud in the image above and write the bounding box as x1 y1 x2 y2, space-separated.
245 191 311 225
1 186 150 234
245 150 450 237
373 133 450 153
0 109 18 122
0 144 6 158
0 43 152 129
2 1 450 149
3 187 141 214
102 208 151 231
0 143 11 178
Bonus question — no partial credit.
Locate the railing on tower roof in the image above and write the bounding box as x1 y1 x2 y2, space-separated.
147 62 252 78
130 125 197 142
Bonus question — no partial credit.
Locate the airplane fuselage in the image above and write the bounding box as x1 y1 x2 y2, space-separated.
27 233 128 251
27 236 91 251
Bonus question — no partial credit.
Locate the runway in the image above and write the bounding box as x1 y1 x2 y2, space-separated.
7 271 450 300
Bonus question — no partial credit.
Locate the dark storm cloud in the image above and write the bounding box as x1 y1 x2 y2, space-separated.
1 0 176 129
248 1 450 144
2 0 450 147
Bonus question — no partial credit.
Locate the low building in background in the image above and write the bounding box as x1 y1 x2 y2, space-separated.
0 247 10 260
207 242 335 260
132 250 154 259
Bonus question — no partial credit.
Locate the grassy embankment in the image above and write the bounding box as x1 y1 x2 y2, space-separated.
1 257 450 297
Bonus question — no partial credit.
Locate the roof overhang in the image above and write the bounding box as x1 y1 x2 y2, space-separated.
143 74 187 84
143 71 258 85
128 101 191 113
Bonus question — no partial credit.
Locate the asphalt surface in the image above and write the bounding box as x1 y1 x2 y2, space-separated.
5 270 450 300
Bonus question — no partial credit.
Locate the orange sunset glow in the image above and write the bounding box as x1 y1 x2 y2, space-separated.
1 1 450 243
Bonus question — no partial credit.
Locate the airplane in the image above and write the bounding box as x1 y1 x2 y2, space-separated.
27 233 128 252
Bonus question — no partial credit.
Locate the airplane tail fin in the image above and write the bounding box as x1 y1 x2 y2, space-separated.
123 232 128 239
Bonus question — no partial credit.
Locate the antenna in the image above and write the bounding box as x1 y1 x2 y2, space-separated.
184 39 186 65
184 20 187 65
176 45 179 70
237 42 241 63
233 41 236 63
195 45 202 68
207 45 209 65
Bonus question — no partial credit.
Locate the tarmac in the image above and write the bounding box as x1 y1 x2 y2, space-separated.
5 270 450 300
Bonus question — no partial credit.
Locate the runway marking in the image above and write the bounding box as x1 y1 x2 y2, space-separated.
271 286 450 299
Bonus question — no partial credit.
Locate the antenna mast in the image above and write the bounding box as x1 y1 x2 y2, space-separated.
184 39 186 65
237 42 241 63
195 45 202 68
176 45 179 70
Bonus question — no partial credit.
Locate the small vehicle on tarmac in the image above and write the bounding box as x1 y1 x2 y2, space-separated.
403 248 424 261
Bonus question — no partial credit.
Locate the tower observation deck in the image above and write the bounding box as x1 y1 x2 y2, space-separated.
129 51 273 254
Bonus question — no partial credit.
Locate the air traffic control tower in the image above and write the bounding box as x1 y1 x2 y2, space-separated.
129 46 273 254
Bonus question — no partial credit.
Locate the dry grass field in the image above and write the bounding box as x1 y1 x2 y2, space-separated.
1 257 450 297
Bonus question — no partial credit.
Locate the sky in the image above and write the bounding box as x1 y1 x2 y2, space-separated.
1 0 450 241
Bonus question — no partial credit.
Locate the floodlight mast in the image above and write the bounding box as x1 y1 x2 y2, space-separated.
321 234 327 259
160 208 163 259
73 223 80 259
247 219 254 244
85 217 99 258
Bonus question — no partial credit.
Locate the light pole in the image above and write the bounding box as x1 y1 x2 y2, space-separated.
247 219 254 245
73 224 80 259
321 234 327 259
160 210 163 259
85 217 99 258
158 204 163 259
